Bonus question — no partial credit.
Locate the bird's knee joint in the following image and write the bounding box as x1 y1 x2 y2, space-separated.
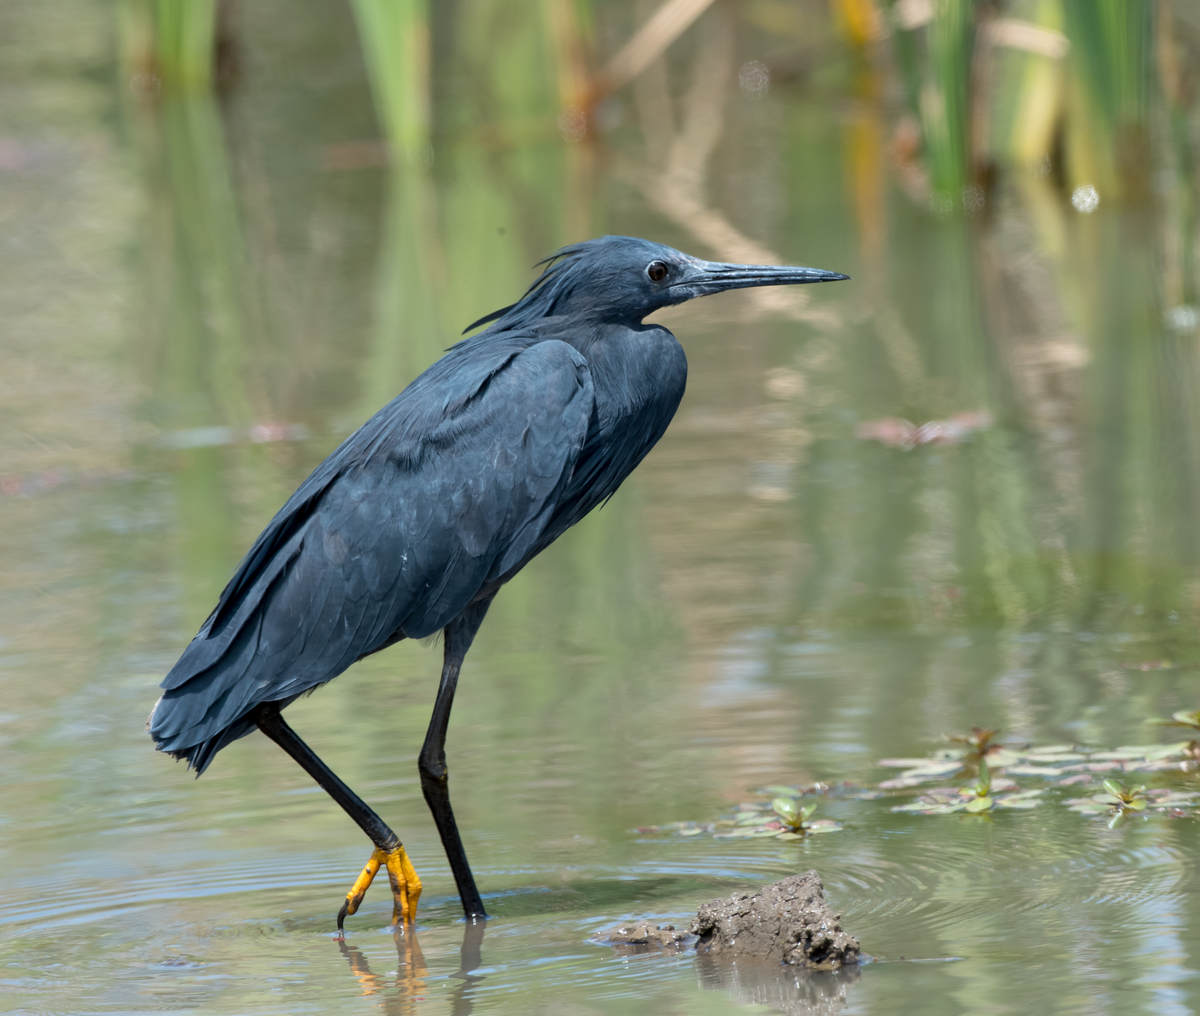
418 755 447 785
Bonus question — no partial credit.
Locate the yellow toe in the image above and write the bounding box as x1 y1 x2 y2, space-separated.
384 845 422 925
341 847 386 921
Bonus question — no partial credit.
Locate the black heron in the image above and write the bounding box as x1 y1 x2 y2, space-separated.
150 235 847 929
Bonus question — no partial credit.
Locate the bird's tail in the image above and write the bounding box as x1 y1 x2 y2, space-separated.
148 694 261 774
149 609 272 774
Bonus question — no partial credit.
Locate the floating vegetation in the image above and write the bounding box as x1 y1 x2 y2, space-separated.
891 784 1047 816
1065 779 1200 829
1158 710 1200 730
770 796 827 837
883 727 1199 823
637 785 842 841
881 736 1194 787
891 757 1046 815
1153 711 1200 758
640 725 1200 842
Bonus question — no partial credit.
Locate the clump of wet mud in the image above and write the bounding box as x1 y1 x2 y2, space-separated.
692 872 860 970
601 870 860 971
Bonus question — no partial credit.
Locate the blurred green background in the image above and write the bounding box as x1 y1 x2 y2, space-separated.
3 1 1200 1014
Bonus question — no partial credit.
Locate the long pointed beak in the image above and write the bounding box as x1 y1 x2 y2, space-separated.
671 258 849 300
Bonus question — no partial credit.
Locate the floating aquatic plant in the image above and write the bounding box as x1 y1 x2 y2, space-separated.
1066 778 1200 829
892 756 1046 816
884 729 1197 819
877 727 1022 790
1158 709 1200 730
771 796 820 833
637 785 842 841
1153 710 1200 759
638 730 1200 842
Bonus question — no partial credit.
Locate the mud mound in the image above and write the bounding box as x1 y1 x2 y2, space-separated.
691 871 860 970
601 871 860 971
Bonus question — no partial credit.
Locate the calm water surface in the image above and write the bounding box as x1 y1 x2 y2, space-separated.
3 3 1200 1014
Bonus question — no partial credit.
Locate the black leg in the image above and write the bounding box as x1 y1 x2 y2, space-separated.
254 705 400 852
419 600 492 920
254 704 420 930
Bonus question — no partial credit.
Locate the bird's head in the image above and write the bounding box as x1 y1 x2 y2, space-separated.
465 236 848 333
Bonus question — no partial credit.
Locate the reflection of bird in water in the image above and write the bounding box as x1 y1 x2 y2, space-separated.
338 922 485 1016
149 235 847 928
338 931 427 1006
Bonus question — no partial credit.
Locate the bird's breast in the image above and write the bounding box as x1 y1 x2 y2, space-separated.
590 324 686 424
550 326 687 526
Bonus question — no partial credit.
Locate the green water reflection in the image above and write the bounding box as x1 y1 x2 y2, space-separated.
3 2 1200 1014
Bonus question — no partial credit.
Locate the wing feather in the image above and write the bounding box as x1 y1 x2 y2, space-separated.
151 338 594 769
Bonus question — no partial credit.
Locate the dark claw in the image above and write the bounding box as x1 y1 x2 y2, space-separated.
336 899 350 936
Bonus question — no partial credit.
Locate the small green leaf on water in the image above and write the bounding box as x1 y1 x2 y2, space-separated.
877 757 944 769
1129 741 1191 760
1102 778 1125 798
1023 746 1086 762
996 789 1044 808
997 797 1039 810
878 775 936 790
877 760 965 788
772 797 799 823
1066 798 1111 815
892 800 965 815
1004 764 1064 778
965 796 993 813
889 801 931 813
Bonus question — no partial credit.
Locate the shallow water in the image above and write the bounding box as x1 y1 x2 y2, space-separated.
5 3 1200 1014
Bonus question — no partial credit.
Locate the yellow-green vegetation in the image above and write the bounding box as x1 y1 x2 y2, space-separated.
113 1 1187 210
117 0 221 91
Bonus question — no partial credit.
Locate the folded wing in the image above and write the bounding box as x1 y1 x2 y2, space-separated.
150 337 594 771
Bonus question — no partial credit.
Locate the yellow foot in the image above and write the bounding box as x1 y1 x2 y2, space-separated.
336 845 423 933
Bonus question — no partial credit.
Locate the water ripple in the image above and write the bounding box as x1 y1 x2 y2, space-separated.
822 821 1196 949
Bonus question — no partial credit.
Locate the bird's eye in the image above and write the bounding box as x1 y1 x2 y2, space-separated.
646 260 669 283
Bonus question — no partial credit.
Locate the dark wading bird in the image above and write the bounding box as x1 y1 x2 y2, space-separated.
149 235 847 930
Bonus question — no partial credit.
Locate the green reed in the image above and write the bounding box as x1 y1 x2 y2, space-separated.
118 0 219 91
